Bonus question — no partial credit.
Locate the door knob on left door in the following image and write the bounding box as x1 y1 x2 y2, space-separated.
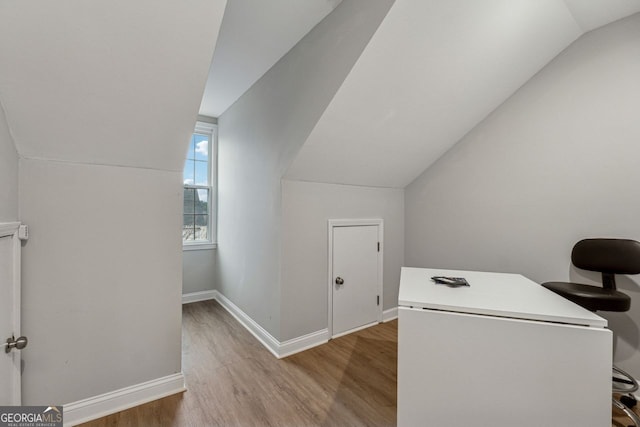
5 335 28 353
335 277 344 285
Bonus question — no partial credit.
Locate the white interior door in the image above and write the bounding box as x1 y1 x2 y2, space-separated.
1 223 21 405
331 222 382 337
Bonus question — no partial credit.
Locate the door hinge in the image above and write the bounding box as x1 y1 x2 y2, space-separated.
377 242 380 252
377 295 380 306
18 224 28 241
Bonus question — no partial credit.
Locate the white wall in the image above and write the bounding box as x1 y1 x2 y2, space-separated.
0 103 18 222
281 180 403 340
405 13 640 378
217 0 394 340
20 159 183 404
183 249 216 294
0 0 227 407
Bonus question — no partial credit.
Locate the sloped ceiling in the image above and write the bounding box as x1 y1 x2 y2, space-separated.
286 0 640 188
0 0 227 172
564 0 640 32
199 0 343 118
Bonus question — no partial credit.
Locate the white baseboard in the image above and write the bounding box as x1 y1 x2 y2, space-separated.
332 321 379 339
213 291 329 359
213 291 281 358
279 329 329 358
63 373 185 427
182 289 216 304
383 307 398 322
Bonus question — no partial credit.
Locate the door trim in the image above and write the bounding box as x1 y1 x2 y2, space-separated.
327 219 383 338
0 222 21 238
1 222 21 404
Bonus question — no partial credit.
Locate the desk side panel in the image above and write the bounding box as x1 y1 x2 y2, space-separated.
397 307 612 427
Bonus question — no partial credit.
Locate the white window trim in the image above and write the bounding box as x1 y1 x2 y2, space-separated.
183 242 216 251
183 121 217 251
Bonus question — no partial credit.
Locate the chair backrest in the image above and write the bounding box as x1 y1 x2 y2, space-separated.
572 238 640 275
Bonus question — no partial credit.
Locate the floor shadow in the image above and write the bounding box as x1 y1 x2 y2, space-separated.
284 329 397 427
323 335 397 427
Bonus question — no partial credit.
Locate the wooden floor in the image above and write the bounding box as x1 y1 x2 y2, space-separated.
77 300 397 427
78 300 640 427
613 398 640 427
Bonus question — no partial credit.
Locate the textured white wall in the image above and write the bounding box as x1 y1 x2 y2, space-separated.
0 103 18 222
405 13 640 378
216 0 394 340
281 180 403 340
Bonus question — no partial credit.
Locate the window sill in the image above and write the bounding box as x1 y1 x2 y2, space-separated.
183 243 217 251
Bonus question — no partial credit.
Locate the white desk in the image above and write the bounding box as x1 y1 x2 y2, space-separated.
397 267 612 427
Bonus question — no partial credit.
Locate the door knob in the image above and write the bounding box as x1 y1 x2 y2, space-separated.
5 335 28 353
335 277 344 285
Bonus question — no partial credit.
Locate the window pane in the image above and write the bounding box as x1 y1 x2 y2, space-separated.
195 214 208 227
194 214 208 240
186 135 196 160
182 126 215 245
183 188 195 214
195 160 208 186
196 189 209 214
193 134 209 161
183 159 194 185
183 214 195 241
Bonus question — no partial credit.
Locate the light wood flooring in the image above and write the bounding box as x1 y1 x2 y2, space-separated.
78 300 640 427
77 300 397 426
613 397 640 427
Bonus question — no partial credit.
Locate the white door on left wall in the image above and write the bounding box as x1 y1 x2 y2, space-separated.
0 223 22 405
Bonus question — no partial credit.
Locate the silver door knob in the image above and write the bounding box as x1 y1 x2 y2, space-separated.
5 335 28 353
335 277 344 285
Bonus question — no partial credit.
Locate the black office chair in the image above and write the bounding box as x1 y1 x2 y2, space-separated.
542 238 640 427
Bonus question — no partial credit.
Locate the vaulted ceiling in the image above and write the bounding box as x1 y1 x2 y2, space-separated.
283 0 640 188
0 0 226 172
2 0 639 181
201 0 640 125
199 0 343 118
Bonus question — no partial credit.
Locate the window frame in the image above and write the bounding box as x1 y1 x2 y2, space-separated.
183 121 217 251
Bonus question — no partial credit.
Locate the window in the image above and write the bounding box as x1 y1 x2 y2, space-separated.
183 121 216 249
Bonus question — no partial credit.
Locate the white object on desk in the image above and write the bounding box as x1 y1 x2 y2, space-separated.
397 267 612 427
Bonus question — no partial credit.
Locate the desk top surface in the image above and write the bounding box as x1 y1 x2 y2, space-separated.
399 267 607 327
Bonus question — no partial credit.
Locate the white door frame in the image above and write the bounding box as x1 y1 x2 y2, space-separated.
327 218 383 338
0 222 22 404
